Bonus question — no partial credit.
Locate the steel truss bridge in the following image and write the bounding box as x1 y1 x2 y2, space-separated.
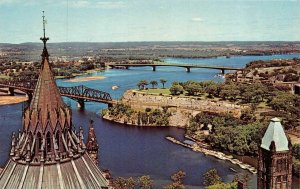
0 80 115 107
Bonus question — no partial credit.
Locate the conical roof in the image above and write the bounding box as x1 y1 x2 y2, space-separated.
261 117 289 152
30 58 64 111
23 22 71 132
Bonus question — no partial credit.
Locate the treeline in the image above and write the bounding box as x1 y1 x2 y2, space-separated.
103 104 171 126
188 111 266 156
245 58 300 69
168 80 299 129
1 60 102 80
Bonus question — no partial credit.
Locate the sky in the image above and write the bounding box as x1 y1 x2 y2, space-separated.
0 0 300 43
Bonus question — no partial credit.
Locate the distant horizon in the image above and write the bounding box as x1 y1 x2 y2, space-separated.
1 0 300 43
2 40 300 45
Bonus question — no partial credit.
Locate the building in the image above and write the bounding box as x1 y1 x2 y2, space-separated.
257 118 292 189
0 14 110 189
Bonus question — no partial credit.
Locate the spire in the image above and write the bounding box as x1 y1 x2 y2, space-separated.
24 11 71 132
40 11 49 61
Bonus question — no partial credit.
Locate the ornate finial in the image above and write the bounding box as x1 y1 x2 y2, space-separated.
40 11 49 59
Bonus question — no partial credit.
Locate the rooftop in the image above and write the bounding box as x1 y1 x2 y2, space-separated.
261 117 289 152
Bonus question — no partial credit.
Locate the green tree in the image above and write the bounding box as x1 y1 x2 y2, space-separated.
137 80 149 90
184 83 200 96
138 175 154 189
150 80 158 89
203 169 222 186
113 177 136 189
292 144 300 160
205 182 237 189
171 170 186 184
163 183 185 189
160 79 167 88
170 84 184 95
163 170 186 189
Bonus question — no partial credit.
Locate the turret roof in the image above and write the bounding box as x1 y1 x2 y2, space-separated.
261 117 289 152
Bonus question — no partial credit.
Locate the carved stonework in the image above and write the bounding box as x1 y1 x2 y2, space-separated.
257 118 293 189
86 120 99 166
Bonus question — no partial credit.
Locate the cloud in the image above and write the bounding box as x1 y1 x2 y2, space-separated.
191 17 204 22
68 1 126 9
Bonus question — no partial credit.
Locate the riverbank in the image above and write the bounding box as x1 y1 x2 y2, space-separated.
165 136 257 174
0 94 27 105
64 76 106 82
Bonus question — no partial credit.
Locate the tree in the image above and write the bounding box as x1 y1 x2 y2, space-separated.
184 83 200 96
163 170 186 189
292 144 300 160
138 175 154 189
163 182 185 189
171 170 186 184
203 169 222 186
150 80 158 89
137 80 149 90
205 182 237 189
160 79 167 88
170 84 184 95
113 177 136 189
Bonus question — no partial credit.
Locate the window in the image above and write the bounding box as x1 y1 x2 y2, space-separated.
56 132 60 150
283 176 287 182
37 132 42 151
46 132 51 152
276 176 281 183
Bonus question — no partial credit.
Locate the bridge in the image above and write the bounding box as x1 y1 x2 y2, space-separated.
0 80 116 109
107 63 242 74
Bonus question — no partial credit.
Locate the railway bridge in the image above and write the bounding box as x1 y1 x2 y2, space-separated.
0 80 116 109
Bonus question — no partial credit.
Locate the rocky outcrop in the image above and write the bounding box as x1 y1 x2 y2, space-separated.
121 90 244 117
102 90 246 128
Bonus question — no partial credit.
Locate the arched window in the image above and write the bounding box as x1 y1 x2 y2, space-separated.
46 132 51 152
56 132 60 151
277 160 282 172
37 132 42 152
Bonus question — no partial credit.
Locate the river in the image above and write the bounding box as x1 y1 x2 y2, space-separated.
1 54 300 188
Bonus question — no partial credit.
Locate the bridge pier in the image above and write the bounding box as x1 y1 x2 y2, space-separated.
221 69 225 74
186 67 191 72
152 66 156 71
26 93 33 103
77 99 85 110
8 87 14 96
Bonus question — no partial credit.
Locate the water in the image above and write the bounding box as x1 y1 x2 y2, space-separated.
1 54 300 188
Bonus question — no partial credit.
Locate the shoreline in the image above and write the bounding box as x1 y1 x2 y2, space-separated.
165 136 257 174
63 76 106 82
0 95 27 105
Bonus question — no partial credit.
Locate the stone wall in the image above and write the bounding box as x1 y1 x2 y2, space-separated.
103 90 246 127
121 90 244 118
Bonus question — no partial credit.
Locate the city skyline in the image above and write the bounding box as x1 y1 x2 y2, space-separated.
0 0 300 43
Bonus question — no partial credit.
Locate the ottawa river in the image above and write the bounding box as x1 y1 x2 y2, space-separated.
1 54 300 188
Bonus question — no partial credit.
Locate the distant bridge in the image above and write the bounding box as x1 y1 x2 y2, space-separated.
107 63 242 74
0 81 116 108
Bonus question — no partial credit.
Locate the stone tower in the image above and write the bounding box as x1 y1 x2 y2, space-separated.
257 117 292 189
86 120 99 166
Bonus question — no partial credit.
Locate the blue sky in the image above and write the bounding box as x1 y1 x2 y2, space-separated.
0 0 300 43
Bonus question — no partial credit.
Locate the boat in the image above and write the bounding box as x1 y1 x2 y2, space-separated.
112 85 119 90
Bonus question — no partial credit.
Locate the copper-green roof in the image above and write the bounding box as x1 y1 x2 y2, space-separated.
261 117 289 152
